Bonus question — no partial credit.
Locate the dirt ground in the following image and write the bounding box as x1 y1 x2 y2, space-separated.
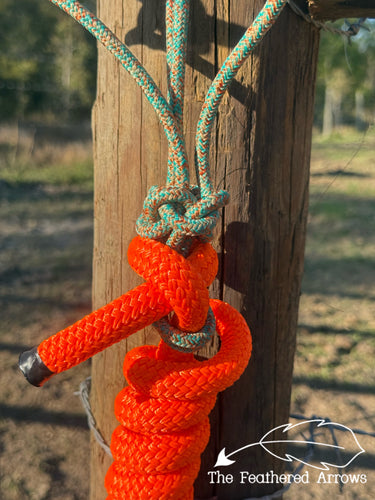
286 129 375 499
0 177 92 499
0 129 374 499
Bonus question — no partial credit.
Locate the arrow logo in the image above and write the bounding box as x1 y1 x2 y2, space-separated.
214 419 365 470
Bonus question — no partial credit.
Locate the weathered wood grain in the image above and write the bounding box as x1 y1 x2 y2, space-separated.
190 2 320 497
91 1 320 498
90 1 164 498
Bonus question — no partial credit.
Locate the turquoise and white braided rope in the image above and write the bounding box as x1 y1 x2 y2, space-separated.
49 0 287 254
195 0 287 198
46 0 288 350
166 0 190 186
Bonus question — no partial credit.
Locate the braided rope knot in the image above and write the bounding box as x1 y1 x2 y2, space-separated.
33 236 219 378
105 299 252 499
136 185 229 254
128 236 218 352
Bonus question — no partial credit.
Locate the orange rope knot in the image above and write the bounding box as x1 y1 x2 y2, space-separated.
106 299 252 500
20 236 252 499
128 236 217 351
34 237 218 377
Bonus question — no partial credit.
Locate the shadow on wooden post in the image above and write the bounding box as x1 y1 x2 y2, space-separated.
90 1 320 499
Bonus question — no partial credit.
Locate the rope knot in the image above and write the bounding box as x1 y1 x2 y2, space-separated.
127 236 218 352
136 185 229 255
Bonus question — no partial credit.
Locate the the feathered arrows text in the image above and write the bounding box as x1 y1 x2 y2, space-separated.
215 419 365 471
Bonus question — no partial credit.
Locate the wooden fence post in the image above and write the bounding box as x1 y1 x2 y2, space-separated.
90 1 320 498
308 0 375 20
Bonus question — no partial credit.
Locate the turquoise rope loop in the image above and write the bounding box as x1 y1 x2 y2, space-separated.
47 0 287 351
137 0 229 257
195 0 287 198
50 0 189 188
154 306 216 353
48 0 287 251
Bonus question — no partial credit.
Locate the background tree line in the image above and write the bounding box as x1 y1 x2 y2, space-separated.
0 1 374 131
316 20 375 135
0 0 96 122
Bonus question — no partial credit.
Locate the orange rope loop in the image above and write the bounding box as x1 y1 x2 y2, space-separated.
32 237 218 377
106 299 252 499
20 237 252 499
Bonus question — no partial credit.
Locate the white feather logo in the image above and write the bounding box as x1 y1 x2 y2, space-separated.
214 419 365 470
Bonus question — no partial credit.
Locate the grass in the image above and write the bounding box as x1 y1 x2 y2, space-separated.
289 128 375 499
0 123 93 188
0 159 93 188
294 125 375 390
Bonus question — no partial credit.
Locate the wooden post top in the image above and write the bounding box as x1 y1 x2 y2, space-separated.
307 0 375 21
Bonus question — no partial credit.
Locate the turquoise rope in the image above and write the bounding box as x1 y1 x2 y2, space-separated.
166 0 189 186
138 0 228 255
49 0 287 254
195 0 287 198
50 0 189 188
166 0 189 134
46 0 287 351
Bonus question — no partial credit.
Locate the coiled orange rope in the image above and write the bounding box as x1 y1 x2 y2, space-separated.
106 299 251 499
20 236 252 499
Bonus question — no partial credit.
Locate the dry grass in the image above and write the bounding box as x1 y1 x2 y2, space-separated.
0 127 93 500
0 125 374 499
288 126 375 499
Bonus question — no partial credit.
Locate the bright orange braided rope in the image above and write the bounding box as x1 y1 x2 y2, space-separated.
106 299 251 500
20 237 252 499
36 236 218 375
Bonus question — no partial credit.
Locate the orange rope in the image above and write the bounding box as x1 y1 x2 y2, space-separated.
23 237 252 499
37 237 218 373
106 299 252 499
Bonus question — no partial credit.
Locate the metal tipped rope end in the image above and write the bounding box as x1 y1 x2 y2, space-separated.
19 346 54 387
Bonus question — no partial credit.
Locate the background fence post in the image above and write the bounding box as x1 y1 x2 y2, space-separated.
90 1 320 498
308 0 375 20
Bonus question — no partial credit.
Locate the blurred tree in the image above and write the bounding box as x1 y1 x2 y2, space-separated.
50 12 97 120
315 21 375 134
354 22 375 128
0 0 55 118
0 0 96 122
